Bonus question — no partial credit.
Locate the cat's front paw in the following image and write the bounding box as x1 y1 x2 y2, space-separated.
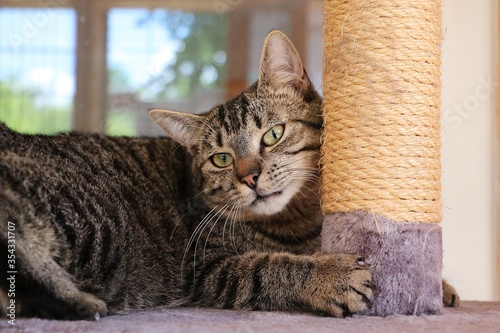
306 254 373 317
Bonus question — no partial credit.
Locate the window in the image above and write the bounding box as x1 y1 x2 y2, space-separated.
0 0 322 135
0 7 75 133
106 9 227 136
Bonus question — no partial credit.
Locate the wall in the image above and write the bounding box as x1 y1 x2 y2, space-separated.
441 0 497 301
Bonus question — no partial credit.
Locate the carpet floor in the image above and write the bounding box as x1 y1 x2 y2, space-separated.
1 301 499 333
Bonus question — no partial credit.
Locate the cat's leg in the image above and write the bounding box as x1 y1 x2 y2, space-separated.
0 188 107 320
190 252 372 317
0 226 107 320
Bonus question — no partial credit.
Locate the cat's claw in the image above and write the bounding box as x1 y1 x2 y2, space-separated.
364 281 376 289
356 257 369 267
75 292 107 320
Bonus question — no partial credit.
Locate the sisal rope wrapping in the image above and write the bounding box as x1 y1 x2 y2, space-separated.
321 0 442 223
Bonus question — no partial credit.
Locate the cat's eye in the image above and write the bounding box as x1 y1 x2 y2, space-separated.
262 125 284 146
211 153 234 168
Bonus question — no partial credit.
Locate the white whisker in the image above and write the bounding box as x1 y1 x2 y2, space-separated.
202 203 230 263
222 204 238 253
181 204 220 285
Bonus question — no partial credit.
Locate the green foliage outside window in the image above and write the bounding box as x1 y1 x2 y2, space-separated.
0 81 71 134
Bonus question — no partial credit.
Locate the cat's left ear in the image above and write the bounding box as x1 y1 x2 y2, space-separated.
149 109 203 151
258 30 312 95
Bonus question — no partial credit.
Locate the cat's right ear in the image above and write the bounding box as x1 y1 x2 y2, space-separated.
149 109 203 150
258 30 311 95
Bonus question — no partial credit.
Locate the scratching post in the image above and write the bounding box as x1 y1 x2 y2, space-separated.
321 0 443 316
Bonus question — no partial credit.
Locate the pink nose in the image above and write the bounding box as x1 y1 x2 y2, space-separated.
240 172 259 189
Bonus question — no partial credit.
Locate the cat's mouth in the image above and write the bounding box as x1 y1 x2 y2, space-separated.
252 191 283 205
247 187 298 216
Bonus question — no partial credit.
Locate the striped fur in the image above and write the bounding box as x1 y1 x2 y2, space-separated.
0 30 373 320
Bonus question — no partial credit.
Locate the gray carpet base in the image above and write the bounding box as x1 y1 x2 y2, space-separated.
1 301 499 333
322 212 444 316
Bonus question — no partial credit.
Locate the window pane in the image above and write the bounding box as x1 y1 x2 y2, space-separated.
106 8 227 136
0 8 76 134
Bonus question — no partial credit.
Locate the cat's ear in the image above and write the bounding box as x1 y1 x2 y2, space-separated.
149 109 203 150
258 30 311 94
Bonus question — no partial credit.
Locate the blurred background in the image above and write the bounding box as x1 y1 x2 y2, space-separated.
0 0 322 136
0 0 497 302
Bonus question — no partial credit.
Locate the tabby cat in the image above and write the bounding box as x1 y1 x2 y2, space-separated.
0 30 456 321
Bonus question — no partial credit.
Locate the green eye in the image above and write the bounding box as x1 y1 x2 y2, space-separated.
262 125 284 146
211 153 234 168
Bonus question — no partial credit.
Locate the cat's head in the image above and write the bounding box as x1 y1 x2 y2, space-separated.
150 30 322 219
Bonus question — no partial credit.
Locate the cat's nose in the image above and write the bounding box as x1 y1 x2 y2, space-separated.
240 172 259 189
